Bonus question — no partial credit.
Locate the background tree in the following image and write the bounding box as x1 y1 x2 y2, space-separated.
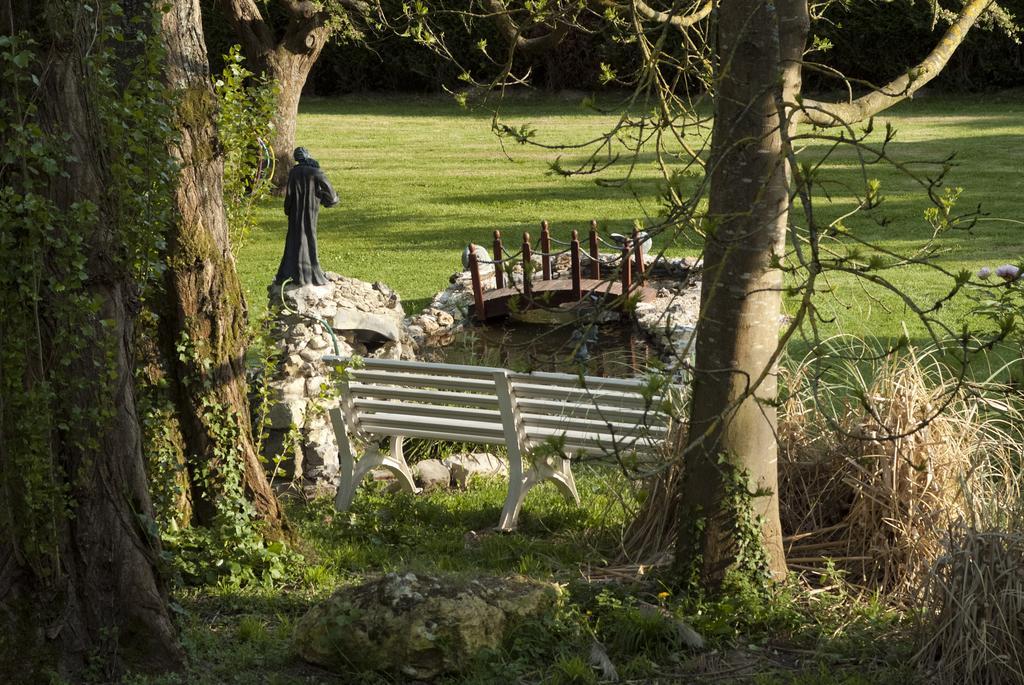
218 0 369 186
0 0 184 678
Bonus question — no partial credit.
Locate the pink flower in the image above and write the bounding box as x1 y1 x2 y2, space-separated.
977 267 992 280
996 264 1021 282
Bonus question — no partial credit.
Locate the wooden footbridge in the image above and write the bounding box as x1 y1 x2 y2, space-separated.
467 221 657 322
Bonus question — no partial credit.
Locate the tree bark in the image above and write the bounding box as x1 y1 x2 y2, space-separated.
157 0 285 531
674 0 798 589
220 0 332 187
267 38 329 186
0 2 183 679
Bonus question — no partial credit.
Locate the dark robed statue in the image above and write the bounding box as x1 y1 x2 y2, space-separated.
275 147 339 286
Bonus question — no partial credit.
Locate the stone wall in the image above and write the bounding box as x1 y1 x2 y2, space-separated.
262 273 416 495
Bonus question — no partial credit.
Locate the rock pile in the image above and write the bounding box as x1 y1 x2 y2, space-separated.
634 257 701 367
261 273 416 495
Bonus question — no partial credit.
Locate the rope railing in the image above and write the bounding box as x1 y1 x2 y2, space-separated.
594 234 624 249
585 252 626 266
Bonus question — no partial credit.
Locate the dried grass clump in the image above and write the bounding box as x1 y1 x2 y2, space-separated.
779 345 1022 595
915 525 1024 685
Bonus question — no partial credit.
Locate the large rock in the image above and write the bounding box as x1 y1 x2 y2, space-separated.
267 399 306 430
293 573 561 679
332 309 401 344
461 244 491 270
301 419 339 486
412 459 451 491
443 452 508 489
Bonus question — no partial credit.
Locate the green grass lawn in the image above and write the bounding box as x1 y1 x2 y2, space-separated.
239 90 1024 352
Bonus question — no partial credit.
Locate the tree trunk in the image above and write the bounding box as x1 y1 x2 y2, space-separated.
158 0 284 530
267 38 327 187
674 0 799 589
0 2 183 679
218 0 330 188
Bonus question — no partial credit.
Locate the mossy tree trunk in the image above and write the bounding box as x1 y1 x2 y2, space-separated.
157 0 285 531
0 1 184 679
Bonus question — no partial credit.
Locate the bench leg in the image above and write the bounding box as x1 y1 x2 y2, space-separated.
497 455 580 531
331 405 420 509
330 407 358 511
348 437 418 498
378 436 418 495
552 457 580 504
333 432 420 511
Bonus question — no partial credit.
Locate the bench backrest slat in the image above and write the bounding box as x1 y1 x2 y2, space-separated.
353 399 502 425
339 356 503 379
508 370 653 393
515 398 670 425
508 382 652 409
521 414 669 439
347 385 501 409
350 370 495 393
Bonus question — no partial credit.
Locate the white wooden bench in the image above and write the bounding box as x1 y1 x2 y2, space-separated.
323 356 682 530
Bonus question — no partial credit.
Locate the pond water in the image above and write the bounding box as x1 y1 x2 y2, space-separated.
420 320 660 378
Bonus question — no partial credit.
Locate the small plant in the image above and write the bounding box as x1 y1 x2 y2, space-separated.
214 45 278 254
545 655 597 685
236 616 268 645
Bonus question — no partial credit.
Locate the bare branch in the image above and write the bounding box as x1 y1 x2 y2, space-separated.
632 0 712 28
795 0 993 126
483 0 571 55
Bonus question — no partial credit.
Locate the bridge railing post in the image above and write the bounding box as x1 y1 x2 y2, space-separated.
521 232 532 298
570 230 582 299
632 227 646 280
493 230 504 289
620 239 632 310
589 220 600 279
540 221 552 280
469 244 486 320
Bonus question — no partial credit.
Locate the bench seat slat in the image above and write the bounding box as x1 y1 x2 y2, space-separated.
347 385 501 409
561 442 666 458
528 427 663 454
356 425 507 446
524 421 659 444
